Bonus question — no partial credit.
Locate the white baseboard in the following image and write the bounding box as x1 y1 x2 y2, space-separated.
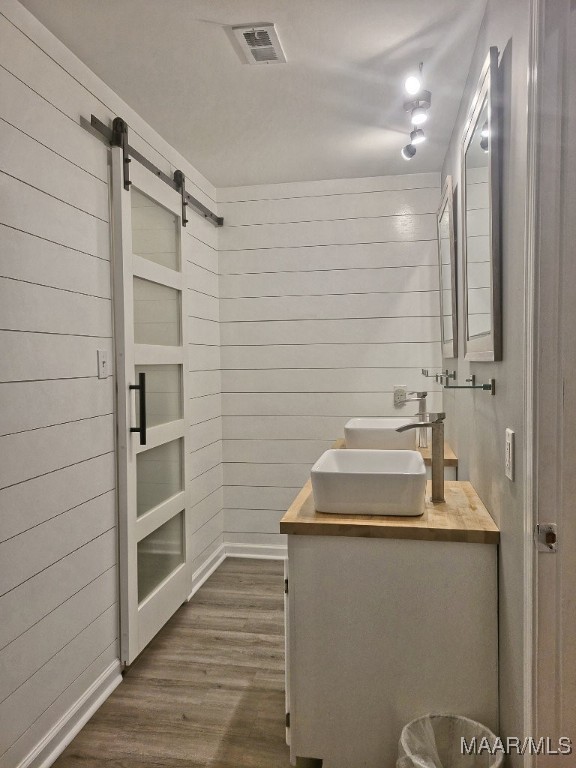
187 542 227 601
224 542 287 560
20 660 122 768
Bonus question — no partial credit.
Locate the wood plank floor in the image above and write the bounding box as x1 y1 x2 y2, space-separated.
53 558 291 767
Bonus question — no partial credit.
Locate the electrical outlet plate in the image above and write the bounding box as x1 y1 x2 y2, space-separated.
505 428 514 480
393 385 407 408
97 349 109 379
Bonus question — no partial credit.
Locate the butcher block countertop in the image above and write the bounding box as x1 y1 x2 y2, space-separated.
280 480 499 544
332 438 458 467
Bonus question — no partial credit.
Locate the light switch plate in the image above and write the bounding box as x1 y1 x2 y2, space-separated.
393 385 407 408
505 428 514 481
97 349 109 379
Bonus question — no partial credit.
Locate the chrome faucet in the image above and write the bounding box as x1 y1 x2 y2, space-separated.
398 391 428 448
397 412 446 503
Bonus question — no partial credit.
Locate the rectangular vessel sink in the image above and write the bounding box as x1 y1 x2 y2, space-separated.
311 449 426 516
345 417 417 450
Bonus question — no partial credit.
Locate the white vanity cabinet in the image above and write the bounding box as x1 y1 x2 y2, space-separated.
282 481 499 768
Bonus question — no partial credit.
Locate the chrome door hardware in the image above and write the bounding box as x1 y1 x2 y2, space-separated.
535 523 557 553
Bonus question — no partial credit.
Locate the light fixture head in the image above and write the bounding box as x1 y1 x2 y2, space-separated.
411 107 428 126
480 135 489 153
404 75 421 95
410 128 426 145
481 121 490 138
404 90 431 126
404 62 424 95
401 143 417 161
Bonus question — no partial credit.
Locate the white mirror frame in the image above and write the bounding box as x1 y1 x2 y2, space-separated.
437 176 458 359
461 46 502 361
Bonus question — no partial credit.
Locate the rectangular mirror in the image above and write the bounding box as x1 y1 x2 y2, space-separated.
437 176 457 358
461 46 502 361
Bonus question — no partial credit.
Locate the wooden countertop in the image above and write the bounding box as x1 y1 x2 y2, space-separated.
280 480 499 544
332 438 458 467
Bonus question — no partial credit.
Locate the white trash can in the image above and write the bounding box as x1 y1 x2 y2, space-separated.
397 714 504 768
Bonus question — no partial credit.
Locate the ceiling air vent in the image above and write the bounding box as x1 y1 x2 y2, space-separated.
231 23 286 65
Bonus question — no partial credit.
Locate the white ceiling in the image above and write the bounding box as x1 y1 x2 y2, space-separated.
19 0 486 188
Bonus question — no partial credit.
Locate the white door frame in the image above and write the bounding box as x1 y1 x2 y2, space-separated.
529 0 576 761
522 0 540 760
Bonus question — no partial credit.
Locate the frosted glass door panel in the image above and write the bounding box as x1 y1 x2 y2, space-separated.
135 365 182 427
137 438 183 517
131 187 179 271
133 277 181 346
137 511 184 603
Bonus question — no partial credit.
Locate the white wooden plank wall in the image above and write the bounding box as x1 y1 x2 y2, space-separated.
218 173 443 550
186 220 224 576
0 3 223 766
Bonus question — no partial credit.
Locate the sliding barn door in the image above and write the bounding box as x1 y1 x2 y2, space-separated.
111 148 191 664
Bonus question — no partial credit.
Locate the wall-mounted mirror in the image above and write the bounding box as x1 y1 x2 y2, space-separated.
437 176 457 358
461 46 502 361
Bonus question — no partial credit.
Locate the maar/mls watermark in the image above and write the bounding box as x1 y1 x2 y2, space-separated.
461 736 573 756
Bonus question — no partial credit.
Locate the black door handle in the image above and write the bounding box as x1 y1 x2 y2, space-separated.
129 372 147 445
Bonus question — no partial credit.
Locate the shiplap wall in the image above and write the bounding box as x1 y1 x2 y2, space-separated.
186 220 223 582
218 174 443 553
0 2 222 766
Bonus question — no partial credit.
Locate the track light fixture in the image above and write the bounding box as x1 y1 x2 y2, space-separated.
410 128 426 145
401 144 416 160
399 65 431 162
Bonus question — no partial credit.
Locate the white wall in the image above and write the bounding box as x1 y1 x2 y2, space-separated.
0 2 222 766
218 174 442 553
440 0 532 755
184 185 223 583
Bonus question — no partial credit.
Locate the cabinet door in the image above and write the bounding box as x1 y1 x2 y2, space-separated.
287 535 497 768
284 559 291 746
